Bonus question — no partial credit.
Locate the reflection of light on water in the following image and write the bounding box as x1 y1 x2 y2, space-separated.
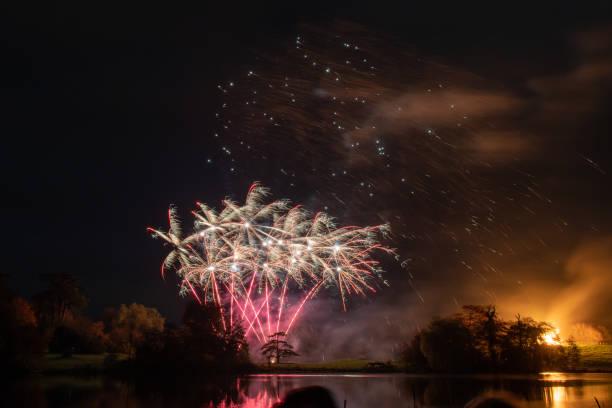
214 392 279 408
540 372 565 407
211 377 281 407
540 372 566 381
540 373 570 408
208 373 612 407
544 386 567 407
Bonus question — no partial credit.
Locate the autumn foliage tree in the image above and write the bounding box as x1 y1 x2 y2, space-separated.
103 303 165 357
0 277 44 374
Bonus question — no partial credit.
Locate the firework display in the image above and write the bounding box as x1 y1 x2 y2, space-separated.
149 183 393 341
205 24 557 300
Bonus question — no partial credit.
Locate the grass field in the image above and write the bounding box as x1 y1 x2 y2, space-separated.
44 353 128 374
40 346 612 374
257 345 612 373
578 344 612 371
255 358 401 373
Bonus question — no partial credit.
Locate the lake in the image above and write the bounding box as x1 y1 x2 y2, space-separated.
3 372 611 407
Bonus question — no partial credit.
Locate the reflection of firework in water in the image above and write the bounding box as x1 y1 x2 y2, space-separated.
149 183 394 342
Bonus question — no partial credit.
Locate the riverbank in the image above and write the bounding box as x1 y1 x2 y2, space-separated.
42 355 401 375
38 344 612 375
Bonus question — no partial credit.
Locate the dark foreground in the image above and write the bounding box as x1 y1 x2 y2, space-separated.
4 372 612 407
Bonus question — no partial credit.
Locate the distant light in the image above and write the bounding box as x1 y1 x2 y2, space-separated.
207 266 215 271
244 222 251 228
336 267 341 272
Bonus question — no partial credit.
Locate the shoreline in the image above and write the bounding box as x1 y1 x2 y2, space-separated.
36 354 612 376
30 348 612 377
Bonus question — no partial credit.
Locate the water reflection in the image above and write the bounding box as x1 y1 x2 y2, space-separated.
2 373 611 407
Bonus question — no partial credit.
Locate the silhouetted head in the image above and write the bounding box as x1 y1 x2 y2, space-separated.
465 391 524 408
273 386 337 408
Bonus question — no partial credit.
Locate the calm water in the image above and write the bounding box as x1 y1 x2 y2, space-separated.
3 372 612 407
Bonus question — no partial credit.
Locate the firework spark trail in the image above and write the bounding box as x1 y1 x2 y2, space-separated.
285 280 325 334
204 24 559 306
149 183 393 341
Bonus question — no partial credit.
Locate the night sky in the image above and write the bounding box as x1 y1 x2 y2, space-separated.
4 2 612 355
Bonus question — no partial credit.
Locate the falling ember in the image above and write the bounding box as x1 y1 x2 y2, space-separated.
149 182 394 342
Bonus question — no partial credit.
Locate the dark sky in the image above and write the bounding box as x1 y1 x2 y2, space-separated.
4 1 612 343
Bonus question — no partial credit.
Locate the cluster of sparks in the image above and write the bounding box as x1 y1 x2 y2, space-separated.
149 183 393 342
204 24 562 301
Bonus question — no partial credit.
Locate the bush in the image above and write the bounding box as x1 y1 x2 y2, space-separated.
48 318 107 355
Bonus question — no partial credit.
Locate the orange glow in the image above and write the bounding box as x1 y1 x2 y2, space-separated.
541 329 562 345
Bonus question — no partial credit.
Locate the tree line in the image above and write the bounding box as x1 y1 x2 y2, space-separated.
0 273 251 377
402 305 581 373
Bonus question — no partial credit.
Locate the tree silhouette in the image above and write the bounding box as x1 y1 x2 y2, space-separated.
566 336 581 371
419 317 478 372
501 314 552 372
405 305 571 373
133 301 251 375
457 305 507 369
260 331 299 364
32 273 87 328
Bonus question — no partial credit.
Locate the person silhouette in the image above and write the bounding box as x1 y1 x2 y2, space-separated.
465 390 524 408
273 386 338 408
